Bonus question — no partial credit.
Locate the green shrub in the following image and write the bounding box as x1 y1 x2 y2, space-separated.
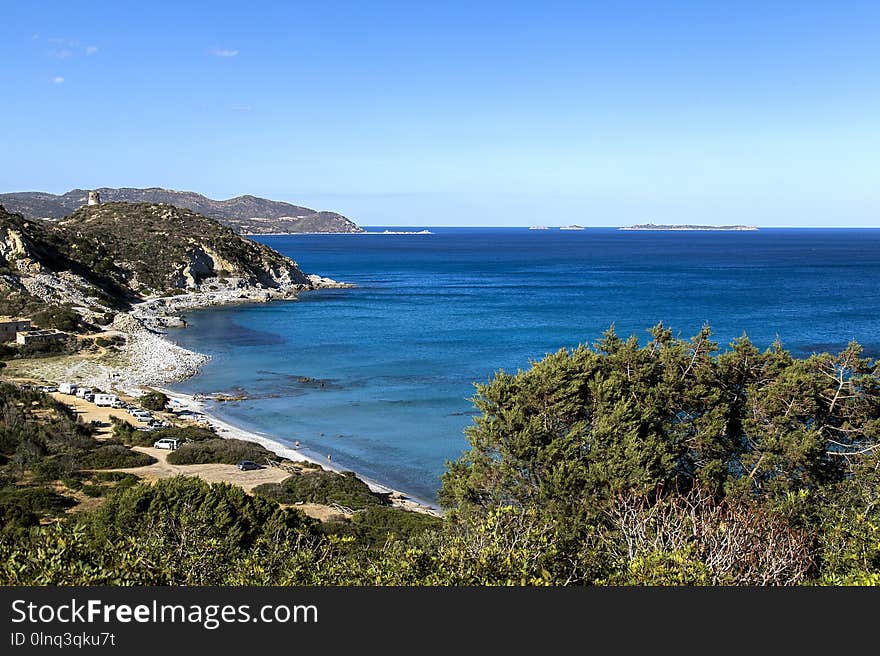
166 439 273 465
32 457 67 482
253 470 388 510
110 417 137 442
134 425 215 448
92 471 139 483
0 485 77 534
323 506 442 547
81 485 106 498
121 430 160 447
63 471 140 498
113 474 139 490
79 445 155 469
32 306 80 332
0 503 38 534
79 476 317 577
117 424 217 448
62 477 85 491
139 391 169 411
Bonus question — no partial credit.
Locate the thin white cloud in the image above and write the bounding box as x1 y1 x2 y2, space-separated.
40 40 98 59
231 105 253 113
51 76 65 84
209 48 239 57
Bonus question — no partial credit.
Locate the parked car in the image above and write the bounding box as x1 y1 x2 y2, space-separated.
236 460 262 471
153 438 181 450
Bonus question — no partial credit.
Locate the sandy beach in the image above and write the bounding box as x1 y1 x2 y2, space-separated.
7 280 440 516
156 387 440 513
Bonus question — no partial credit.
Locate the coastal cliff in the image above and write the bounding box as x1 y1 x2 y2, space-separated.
0 201 342 322
0 201 347 386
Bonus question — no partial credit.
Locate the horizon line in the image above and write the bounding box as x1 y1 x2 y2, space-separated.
355 225 880 229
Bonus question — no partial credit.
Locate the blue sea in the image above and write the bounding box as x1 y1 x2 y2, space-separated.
167 228 880 503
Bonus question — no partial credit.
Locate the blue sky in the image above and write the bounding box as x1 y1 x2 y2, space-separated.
3 1 879 226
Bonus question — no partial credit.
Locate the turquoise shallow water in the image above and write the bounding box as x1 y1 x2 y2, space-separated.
167 227 880 502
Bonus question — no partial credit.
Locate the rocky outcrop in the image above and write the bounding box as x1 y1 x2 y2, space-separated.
1 229 31 261
0 225 43 274
57 202 314 293
0 202 352 394
0 202 347 327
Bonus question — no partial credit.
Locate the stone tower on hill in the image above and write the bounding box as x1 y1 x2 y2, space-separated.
87 191 101 206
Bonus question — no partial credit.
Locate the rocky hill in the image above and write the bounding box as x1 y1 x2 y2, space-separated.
0 187 364 234
0 202 320 329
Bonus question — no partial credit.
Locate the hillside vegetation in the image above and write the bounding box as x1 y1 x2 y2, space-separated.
58 202 311 292
1 326 879 585
0 201 313 326
0 187 363 234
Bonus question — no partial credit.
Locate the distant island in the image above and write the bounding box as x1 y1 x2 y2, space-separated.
528 225 549 230
0 187 364 235
559 225 586 231
620 224 758 231
365 229 432 235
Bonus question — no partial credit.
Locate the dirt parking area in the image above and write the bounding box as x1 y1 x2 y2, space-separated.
48 391 353 520
115 446 292 492
50 392 151 436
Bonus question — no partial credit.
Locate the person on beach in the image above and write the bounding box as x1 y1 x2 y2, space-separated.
294 440 300 449
327 454 332 461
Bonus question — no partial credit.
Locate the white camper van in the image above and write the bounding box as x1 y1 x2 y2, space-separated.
59 383 77 395
75 388 92 399
93 394 118 407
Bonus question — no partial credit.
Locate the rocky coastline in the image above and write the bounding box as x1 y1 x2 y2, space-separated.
6 274 440 514
14 274 350 393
